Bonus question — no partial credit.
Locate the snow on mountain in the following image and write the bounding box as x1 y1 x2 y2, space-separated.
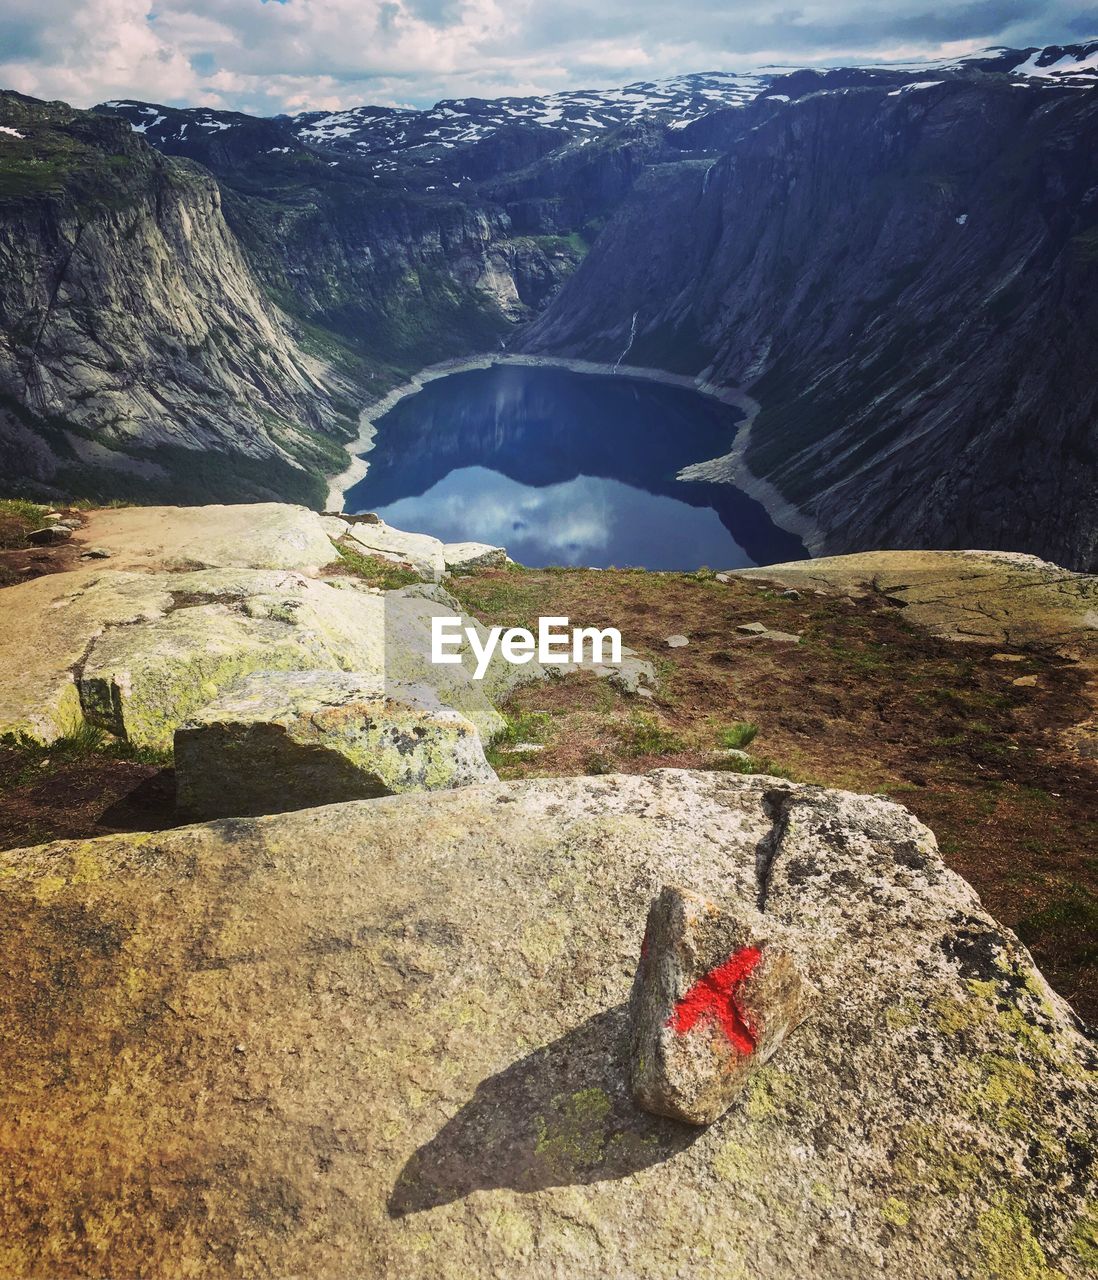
1008 42 1098 84
96 43 1098 179
290 71 771 158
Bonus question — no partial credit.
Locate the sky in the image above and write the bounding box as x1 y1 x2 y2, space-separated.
0 0 1093 117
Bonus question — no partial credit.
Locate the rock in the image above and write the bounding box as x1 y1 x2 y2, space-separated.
630 886 812 1125
991 652 1026 662
665 634 689 648
26 525 71 546
497 741 545 754
175 671 495 819
76 503 338 572
0 536 543 747
0 570 175 742
69 570 528 751
318 515 350 540
344 512 381 525
779 588 802 600
558 644 657 695
78 547 111 560
736 622 801 643
442 541 508 571
1013 674 1039 687
714 573 730 583
0 771 1092 1278
735 551 1098 652
344 518 446 580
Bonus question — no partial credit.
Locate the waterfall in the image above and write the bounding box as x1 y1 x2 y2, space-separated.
613 310 638 372
702 161 717 194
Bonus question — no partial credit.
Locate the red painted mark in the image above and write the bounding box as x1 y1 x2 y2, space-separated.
668 946 763 1055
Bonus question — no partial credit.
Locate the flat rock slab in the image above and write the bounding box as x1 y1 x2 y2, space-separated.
0 771 1092 1279
75 503 338 573
175 671 495 818
0 566 531 748
736 550 1098 652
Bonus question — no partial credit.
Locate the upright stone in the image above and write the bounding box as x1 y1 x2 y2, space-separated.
630 885 812 1125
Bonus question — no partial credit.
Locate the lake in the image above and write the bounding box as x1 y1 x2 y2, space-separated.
344 364 806 570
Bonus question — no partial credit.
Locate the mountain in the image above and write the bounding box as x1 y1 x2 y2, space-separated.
522 67 1098 571
0 48 1096 567
0 92 357 506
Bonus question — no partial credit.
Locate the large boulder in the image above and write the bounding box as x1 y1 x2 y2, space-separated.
0 569 175 741
0 771 1092 1278
175 671 495 818
735 550 1098 650
1 563 533 748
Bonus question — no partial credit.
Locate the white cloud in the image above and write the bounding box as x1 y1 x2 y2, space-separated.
0 0 1087 114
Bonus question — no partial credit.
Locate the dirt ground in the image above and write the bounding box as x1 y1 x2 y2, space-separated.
0 522 1094 1023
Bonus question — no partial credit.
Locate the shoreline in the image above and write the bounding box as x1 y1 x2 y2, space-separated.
324 353 822 555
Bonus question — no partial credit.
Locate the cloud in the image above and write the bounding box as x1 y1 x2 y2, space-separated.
0 0 1089 115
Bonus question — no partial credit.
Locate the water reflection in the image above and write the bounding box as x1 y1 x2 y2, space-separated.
346 364 805 569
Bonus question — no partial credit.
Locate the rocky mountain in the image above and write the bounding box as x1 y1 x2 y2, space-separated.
0 92 362 507
1 47 1096 566
522 67 1098 572
105 72 770 169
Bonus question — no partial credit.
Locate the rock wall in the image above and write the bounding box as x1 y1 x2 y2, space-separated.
522 80 1098 573
0 95 356 506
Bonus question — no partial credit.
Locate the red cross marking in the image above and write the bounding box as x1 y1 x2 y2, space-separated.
667 945 763 1055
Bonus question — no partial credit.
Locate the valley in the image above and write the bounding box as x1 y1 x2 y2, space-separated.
1 43 1096 569
1 21 1097 1279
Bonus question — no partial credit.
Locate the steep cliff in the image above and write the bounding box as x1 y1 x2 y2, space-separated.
0 92 358 506
521 75 1098 572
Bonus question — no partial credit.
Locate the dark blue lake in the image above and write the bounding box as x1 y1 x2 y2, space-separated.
345 364 806 570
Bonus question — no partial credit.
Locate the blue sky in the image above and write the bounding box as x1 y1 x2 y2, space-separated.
0 0 1092 115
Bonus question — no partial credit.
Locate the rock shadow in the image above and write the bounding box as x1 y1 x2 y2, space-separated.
388 1004 700 1217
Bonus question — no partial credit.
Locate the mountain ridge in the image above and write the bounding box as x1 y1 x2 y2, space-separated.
0 46 1095 567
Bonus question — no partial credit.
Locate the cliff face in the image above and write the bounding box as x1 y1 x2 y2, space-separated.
522 79 1098 572
0 93 357 506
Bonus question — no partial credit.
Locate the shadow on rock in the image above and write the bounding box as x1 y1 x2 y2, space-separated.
388 1004 700 1217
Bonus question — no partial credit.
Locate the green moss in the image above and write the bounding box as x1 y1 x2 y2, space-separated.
1068 1203 1098 1270
881 1197 911 1228
711 1139 756 1184
894 1120 984 1195
965 1054 1039 1134
975 1195 1049 1280
743 1066 800 1122
330 542 421 590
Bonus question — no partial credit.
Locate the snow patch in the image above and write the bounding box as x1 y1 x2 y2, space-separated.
887 80 945 96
